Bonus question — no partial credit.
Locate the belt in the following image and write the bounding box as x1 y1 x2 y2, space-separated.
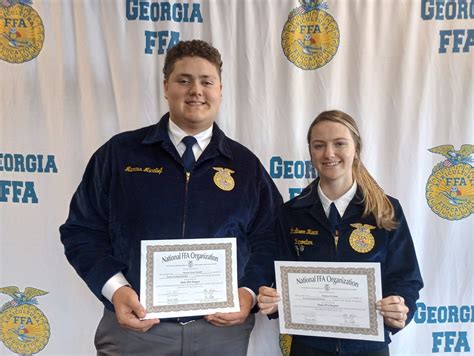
162 315 204 325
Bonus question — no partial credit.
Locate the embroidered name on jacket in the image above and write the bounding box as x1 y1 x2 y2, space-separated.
124 166 163 174
290 227 319 235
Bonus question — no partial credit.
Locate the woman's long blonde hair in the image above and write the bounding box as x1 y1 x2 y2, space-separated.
307 110 398 230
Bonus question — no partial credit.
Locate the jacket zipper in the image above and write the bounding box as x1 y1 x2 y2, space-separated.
181 172 190 237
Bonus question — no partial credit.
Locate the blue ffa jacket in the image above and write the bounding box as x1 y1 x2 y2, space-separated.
60 114 282 311
277 181 423 354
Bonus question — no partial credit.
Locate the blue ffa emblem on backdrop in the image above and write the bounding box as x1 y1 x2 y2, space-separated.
426 144 474 220
281 0 340 70
0 286 50 355
0 0 44 63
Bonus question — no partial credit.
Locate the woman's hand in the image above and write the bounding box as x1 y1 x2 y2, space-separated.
257 286 280 315
376 295 409 329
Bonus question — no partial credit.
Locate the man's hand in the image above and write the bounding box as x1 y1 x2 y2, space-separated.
376 295 409 329
112 286 160 332
257 286 280 315
205 288 253 326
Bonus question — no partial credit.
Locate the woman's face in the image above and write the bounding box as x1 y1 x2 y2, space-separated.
309 120 356 187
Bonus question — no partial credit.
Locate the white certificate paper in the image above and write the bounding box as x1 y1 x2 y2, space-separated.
275 261 384 341
140 238 240 319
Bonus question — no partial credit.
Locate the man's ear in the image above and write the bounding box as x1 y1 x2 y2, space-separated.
163 80 168 99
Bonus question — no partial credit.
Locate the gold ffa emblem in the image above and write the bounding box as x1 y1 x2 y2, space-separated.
0 286 50 355
426 144 474 221
212 167 235 191
0 1 45 63
349 223 376 253
281 0 340 70
279 334 292 356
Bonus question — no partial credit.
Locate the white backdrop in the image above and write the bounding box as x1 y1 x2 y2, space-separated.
1 0 473 355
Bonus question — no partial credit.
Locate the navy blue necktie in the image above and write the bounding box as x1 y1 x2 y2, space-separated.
182 136 197 172
328 202 341 235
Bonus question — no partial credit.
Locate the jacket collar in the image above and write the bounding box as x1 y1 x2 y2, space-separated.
290 178 365 224
142 113 233 161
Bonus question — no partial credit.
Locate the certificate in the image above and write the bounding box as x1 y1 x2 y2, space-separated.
275 261 384 341
140 238 240 319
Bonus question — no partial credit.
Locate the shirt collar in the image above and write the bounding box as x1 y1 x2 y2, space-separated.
168 118 213 152
318 181 358 218
142 113 233 160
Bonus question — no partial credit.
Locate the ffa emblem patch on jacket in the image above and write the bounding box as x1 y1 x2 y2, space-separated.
212 167 235 191
349 223 376 253
279 333 292 356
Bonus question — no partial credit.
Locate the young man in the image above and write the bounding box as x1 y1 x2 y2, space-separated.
60 40 282 355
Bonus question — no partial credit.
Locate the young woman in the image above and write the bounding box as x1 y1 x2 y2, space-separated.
258 110 423 356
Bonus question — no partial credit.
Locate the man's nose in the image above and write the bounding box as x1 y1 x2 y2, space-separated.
189 82 202 96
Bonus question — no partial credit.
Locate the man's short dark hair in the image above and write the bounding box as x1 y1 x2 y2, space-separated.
163 40 223 80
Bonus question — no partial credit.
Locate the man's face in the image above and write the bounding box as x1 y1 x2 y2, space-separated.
164 56 222 134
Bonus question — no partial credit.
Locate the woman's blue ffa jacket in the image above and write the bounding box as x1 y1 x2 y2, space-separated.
60 114 282 311
277 181 423 354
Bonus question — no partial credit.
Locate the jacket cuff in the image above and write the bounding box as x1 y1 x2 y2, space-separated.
84 256 128 300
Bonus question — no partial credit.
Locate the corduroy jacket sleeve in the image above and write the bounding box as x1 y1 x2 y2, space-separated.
382 199 424 334
238 158 282 295
266 208 296 320
60 141 127 307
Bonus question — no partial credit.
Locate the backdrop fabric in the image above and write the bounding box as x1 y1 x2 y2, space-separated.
1 0 473 355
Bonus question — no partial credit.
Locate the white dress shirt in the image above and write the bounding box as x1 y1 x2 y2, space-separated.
317 181 358 219
168 118 212 160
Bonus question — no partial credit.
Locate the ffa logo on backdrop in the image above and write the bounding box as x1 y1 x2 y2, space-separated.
282 0 340 70
0 0 44 63
0 286 50 355
426 144 474 220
